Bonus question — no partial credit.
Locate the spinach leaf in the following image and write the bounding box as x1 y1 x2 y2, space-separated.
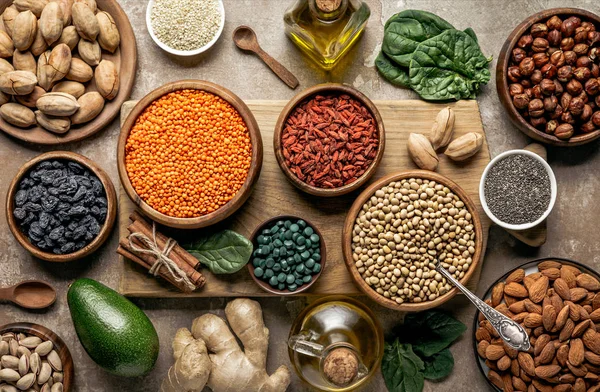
185 230 253 274
422 348 454 380
376 52 411 88
408 29 491 101
404 310 467 357
382 10 455 68
382 341 425 392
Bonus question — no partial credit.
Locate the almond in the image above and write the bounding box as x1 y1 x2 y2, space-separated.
70 91 103 124
35 110 70 133
0 102 35 127
568 338 585 366
537 340 556 364
550 295 564 314
506 269 525 284
559 374 576 384
534 334 551 356
444 132 483 161
554 278 572 301
477 340 489 358
503 342 518 359
509 301 527 314
491 282 504 307
77 38 100 66
585 351 600 366
556 344 569 366
476 327 492 342
488 369 504 390
591 308 600 323
542 305 557 331
0 70 37 95
541 268 561 280
560 319 575 341
529 276 549 303
71 2 98 40
555 305 570 330
39 1 63 45
571 288 589 303
65 57 92 82
512 376 526 391
486 344 506 361
538 260 563 270
510 359 519 377
584 329 600 355
96 10 119 53
498 355 511 371
567 301 581 322
562 264 582 277
594 293 600 311
561 268 578 289
567 362 588 377
407 133 438 171
518 352 536 377
574 378 586 392
505 282 529 298
572 319 592 338
36 92 79 115
523 299 542 314
12 10 37 51
535 364 561 379
577 274 600 291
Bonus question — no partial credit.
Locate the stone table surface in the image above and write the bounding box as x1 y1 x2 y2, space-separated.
2 0 600 391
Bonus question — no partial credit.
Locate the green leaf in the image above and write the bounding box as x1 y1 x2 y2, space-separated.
382 341 425 392
185 230 253 274
376 51 411 88
404 310 467 357
422 348 454 380
408 29 491 101
382 10 455 68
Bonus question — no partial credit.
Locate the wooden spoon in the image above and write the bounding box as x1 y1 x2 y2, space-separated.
0 280 57 310
233 26 299 89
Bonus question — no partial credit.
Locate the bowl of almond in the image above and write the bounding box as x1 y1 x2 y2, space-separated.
474 258 600 391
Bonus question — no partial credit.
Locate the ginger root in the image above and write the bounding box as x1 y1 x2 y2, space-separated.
161 298 291 392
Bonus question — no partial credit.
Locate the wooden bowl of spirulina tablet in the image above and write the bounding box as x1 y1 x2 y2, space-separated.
6 151 117 262
248 215 326 295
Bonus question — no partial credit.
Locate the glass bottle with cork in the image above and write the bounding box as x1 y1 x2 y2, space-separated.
284 0 370 70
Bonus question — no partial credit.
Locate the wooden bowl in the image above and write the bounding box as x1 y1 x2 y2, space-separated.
0 0 137 145
248 215 326 295
342 170 484 312
273 83 385 197
0 322 75 391
497 8 600 147
6 151 117 262
118 80 263 229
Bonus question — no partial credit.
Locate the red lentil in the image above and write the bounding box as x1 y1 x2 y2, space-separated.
125 89 252 218
281 94 379 188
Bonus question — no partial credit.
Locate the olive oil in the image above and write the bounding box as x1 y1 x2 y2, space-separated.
284 0 370 70
288 296 383 391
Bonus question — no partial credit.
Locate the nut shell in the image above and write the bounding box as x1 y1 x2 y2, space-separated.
444 132 483 161
407 133 438 171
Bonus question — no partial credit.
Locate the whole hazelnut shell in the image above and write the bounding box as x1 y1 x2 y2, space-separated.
555 123 575 139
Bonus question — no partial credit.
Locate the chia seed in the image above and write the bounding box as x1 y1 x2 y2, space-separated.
484 154 551 225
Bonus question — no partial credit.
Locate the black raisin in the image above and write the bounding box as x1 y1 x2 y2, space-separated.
68 206 88 216
52 177 67 187
98 208 107 222
96 197 107 207
73 226 87 240
39 212 50 229
41 196 59 212
44 235 55 247
90 206 101 216
91 179 103 195
27 186 46 203
85 231 94 241
57 202 70 211
58 194 74 202
13 208 26 220
15 190 28 206
22 212 36 225
73 176 92 188
60 242 75 253
57 237 67 245
68 162 84 173
67 221 78 231
48 187 59 196
88 218 101 235
49 226 65 240
57 211 70 221
23 202 42 212
37 161 52 169
51 161 64 169
72 186 87 201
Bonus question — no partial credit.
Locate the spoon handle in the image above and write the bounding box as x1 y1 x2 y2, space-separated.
0 286 13 300
435 264 531 352
255 48 299 89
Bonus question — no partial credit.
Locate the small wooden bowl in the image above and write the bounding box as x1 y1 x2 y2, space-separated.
273 83 385 197
248 215 326 295
6 151 117 262
342 170 484 312
0 322 75 391
497 8 600 147
118 80 263 229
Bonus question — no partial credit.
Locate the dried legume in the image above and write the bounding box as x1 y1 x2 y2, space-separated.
351 178 476 304
282 94 379 188
125 89 252 218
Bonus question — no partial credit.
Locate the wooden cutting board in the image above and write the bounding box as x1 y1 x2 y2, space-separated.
118 99 492 297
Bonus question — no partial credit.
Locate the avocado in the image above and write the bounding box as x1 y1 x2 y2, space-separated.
67 278 159 377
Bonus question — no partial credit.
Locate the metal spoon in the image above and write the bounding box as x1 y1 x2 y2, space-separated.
233 25 299 89
0 280 57 310
435 264 531 351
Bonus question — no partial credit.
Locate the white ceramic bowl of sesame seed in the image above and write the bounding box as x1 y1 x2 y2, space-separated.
479 149 557 231
146 0 225 56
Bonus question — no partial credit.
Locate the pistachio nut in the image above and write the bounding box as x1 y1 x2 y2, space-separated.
94 59 118 99
30 20 48 56
9 338 18 356
77 38 100 66
18 353 29 376
34 341 53 357
19 336 42 349
36 91 79 116
39 1 64 45
429 106 455 150
71 91 103 124
16 85 46 107
16 372 36 390
2 6 19 37
35 110 71 133
0 58 15 74
407 133 439 171
12 50 36 74
71 2 99 41
50 382 63 392
52 372 63 382
12 10 37 51
29 352 41 375
444 132 484 161
96 11 119 53
1 355 19 369
51 80 84 98
0 368 21 382
16 345 31 358
47 350 62 371
0 384 18 392
0 70 37 95
55 25 78 50
0 30 14 58
37 362 51 384
65 57 92 82
13 0 49 17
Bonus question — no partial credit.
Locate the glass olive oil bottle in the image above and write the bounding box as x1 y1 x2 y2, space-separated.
284 0 370 70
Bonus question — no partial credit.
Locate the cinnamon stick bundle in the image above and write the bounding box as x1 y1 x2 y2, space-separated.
117 212 205 293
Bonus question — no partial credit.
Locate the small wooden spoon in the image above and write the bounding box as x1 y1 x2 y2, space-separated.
0 280 57 310
233 26 299 89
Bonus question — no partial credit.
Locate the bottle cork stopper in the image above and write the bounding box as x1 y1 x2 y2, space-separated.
323 347 359 386
315 0 342 13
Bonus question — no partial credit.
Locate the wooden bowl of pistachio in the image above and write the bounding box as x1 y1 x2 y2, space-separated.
342 170 483 312
0 322 74 391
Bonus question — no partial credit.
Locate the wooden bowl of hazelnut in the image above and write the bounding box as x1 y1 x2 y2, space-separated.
497 8 600 146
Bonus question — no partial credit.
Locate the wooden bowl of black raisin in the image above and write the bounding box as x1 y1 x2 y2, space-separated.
5 151 117 262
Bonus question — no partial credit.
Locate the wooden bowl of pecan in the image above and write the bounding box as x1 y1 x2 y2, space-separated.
273 83 386 197
497 8 600 146
474 258 600 391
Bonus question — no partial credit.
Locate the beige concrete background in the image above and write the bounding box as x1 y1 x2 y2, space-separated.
2 0 600 391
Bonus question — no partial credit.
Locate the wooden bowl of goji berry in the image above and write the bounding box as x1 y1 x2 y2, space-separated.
274 83 385 197
117 80 263 229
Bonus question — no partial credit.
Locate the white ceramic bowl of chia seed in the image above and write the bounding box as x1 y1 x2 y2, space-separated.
146 0 225 57
479 149 557 231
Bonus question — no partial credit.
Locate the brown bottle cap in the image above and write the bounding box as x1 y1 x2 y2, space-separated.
323 347 359 386
316 0 342 13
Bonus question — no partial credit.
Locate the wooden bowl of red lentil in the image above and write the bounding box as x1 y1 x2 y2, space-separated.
117 80 263 229
274 83 385 197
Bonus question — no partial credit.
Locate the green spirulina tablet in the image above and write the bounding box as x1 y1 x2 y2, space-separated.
278 283 285 290
303 275 312 283
288 284 297 291
296 264 305 274
312 264 321 273
304 239 312 248
277 272 287 282
265 269 274 278
294 254 302 263
296 236 306 245
273 239 283 247
301 251 311 260
305 259 315 269
284 231 293 240
273 264 282 272
284 220 292 228
269 276 278 287
303 227 314 236
266 258 275 268
254 267 264 277
310 234 319 243
286 274 295 284
290 224 300 233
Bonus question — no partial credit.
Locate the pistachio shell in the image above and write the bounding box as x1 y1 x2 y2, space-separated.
16 372 36 390
71 2 98 40
33 341 53 357
46 350 62 371
407 133 439 171
0 368 20 382
29 352 41 375
55 25 78 50
37 362 51 384
96 11 119 53
50 382 63 392
18 353 29 376
19 336 42 349
65 57 92 82
12 10 37 51
444 132 484 161
0 58 15 74
0 340 8 355
2 6 19 37
0 70 37 95
1 355 19 369
39 2 64 45
70 91 103 124
36 91 79 115
30 20 48 56
13 0 49 17
429 106 455 150
13 50 36 74
51 80 84 98
35 110 71 133
94 59 118 99
0 30 14 58
77 38 100 66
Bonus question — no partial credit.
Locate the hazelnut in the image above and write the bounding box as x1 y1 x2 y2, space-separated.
531 23 549 38
564 51 578 64
509 83 524 96
512 48 527 63
566 79 583 95
554 79 564 95
569 96 585 115
561 92 573 109
555 123 575 139
508 66 522 82
550 104 564 119
581 21 596 32
591 64 600 78
560 37 575 51
557 65 573 82
576 91 589 104
531 69 543 85
573 43 589 56
562 17 582 36
543 95 558 112
589 31 600 46
533 52 550 67
532 37 549 52
574 67 592 81
574 27 588 43
546 119 558 134
524 88 534 99
519 58 535 76
539 79 556 95
581 104 593 121
541 63 557 79
596 96 600 107
576 56 592 68
585 78 600 95
518 34 533 48
528 98 545 117
561 111 576 124
592 111 600 126
548 30 562 46
513 93 530 110
580 121 597 133
550 51 566 67
521 79 532 88
547 16 563 30
532 85 543 99
530 116 547 129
